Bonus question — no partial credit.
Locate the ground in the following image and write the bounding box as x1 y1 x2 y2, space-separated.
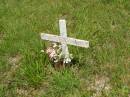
0 0 130 97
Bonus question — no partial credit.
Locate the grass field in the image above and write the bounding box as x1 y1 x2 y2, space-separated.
0 0 130 97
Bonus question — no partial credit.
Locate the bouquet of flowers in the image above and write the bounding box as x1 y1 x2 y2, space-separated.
41 43 73 68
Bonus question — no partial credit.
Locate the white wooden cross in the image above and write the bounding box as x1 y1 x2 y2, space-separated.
41 19 89 62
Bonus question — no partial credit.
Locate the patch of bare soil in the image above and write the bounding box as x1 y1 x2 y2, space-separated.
88 76 111 97
16 82 49 97
80 75 111 97
1 54 22 85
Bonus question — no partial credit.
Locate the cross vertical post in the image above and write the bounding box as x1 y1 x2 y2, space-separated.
59 20 70 60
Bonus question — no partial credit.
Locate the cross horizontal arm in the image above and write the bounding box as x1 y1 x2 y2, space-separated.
41 33 89 48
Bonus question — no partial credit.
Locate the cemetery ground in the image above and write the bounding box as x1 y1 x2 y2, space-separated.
0 0 130 97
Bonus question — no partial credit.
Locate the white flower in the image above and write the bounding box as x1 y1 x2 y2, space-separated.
54 59 58 63
64 57 71 64
52 43 57 48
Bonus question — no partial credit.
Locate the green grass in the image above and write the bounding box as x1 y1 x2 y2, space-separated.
0 0 130 97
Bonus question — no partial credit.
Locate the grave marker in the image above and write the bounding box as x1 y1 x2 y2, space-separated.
41 19 89 62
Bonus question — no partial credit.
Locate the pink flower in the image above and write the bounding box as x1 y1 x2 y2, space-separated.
46 47 57 59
